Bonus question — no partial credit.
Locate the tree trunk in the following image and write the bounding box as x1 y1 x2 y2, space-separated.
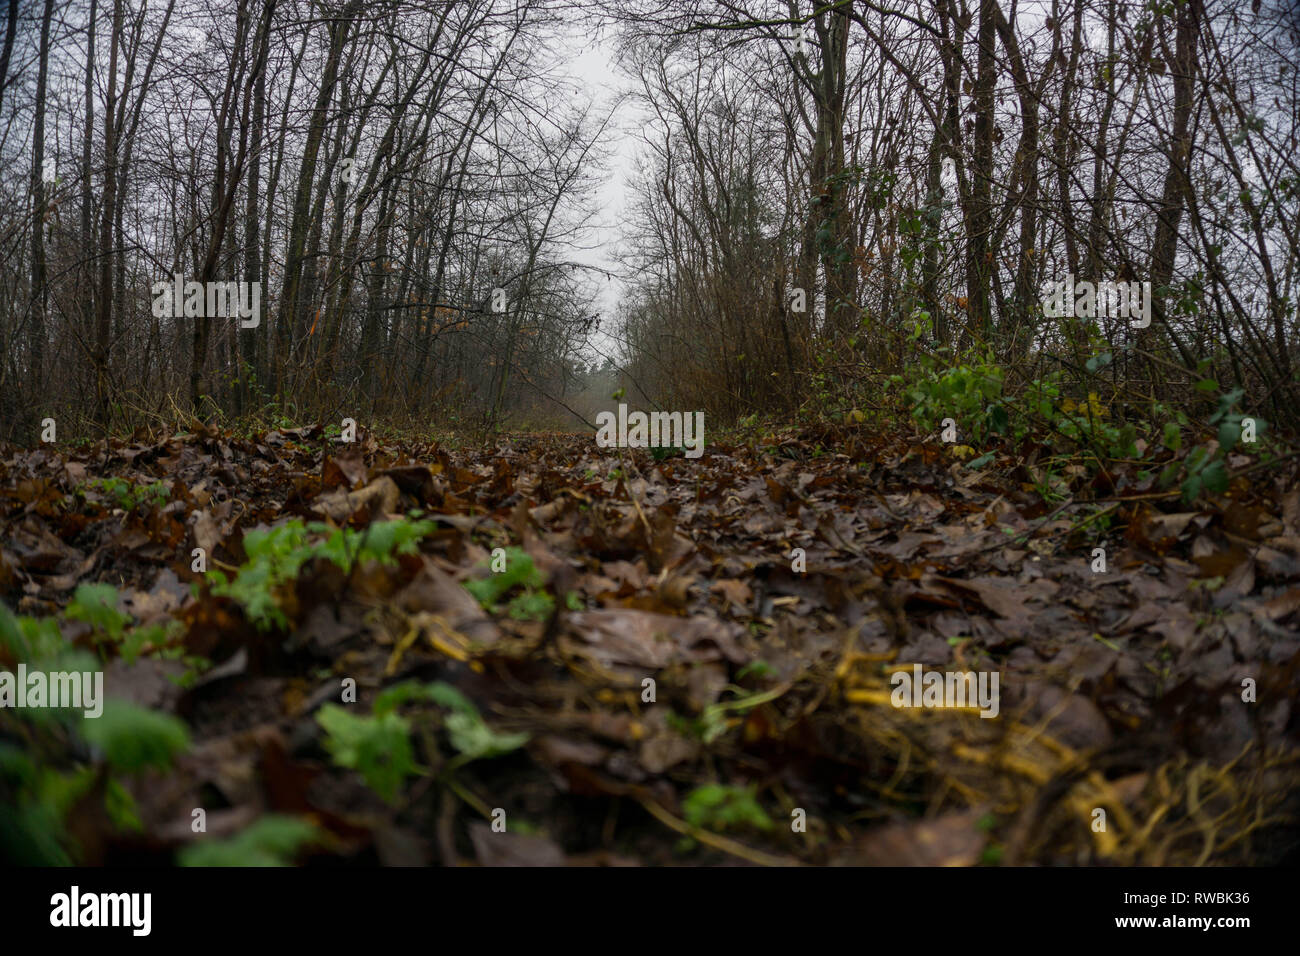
277 7 353 396
1147 0 1201 337
29 0 55 409
95 0 123 430
967 0 997 338
0 0 18 119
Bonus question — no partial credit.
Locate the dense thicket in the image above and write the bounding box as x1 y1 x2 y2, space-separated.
1 0 1297 444
611 0 1300 438
1 0 609 440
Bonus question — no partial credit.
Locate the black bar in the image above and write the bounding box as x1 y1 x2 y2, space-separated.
11 866 1285 944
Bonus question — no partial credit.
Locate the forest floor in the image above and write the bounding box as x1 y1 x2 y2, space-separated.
2 423 1299 865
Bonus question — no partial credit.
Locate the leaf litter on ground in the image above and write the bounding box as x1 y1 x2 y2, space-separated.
1 423 1298 866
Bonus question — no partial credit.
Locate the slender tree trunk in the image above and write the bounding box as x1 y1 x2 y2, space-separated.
0 0 19 122
29 0 55 407
95 0 123 430
1054 0 1083 278
923 124 944 344
241 1 273 413
361 184 392 404
278 8 353 396
1148 0 1201 337
81 0 98 337
968 0 997 338
992 5 1040 349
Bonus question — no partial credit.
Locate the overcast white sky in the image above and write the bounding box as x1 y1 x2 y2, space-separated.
556 27 641 364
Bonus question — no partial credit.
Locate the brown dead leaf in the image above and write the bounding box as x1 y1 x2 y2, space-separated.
838 810 989 866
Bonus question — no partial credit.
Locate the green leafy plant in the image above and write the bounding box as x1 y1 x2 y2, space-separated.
0 604 97 678
80 700 191 773
463 547 555 621
57 584 187 666
0 745 77 864
65 583 130 653
315 679 529 804
78 477 170 512
178 815 322 867
422 682 529 761
896 353 1008 444
210 518 435 630
316 704 417 803
0 602 191 863
1170 443 1228 502
1161 389 1264 503
682 783 774 834
209 522 314 629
